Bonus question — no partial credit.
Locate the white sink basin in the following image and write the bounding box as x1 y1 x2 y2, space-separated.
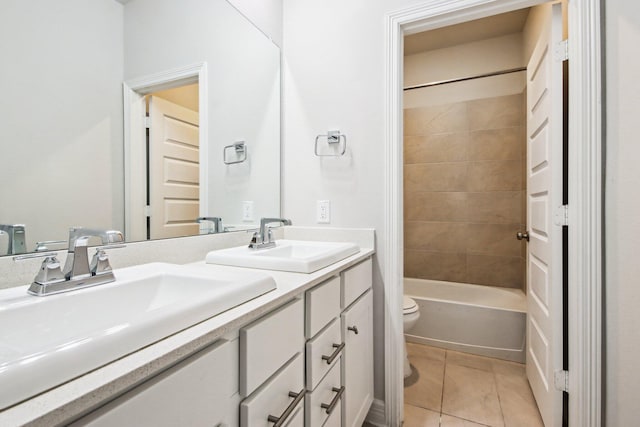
0 262 275 410
205 240 360 273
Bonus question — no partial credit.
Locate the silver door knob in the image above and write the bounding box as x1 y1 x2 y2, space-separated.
516 231 530 241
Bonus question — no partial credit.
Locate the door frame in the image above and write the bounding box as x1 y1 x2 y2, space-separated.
123 62 208 241
383 1 603 426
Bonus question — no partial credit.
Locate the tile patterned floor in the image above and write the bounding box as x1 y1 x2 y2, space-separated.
403 342 544 427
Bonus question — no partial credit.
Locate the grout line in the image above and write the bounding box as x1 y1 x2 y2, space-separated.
492 361 508 427
440 411 493 427
440 349 448 426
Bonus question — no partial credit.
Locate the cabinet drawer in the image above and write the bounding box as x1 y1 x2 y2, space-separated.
322 398 342 427
305 276 341 338
284 400 305 427
341 258 372 309
240 298 304 396
241 352 305 427
305 318 342 391
305 358 343 427
70 338 238 427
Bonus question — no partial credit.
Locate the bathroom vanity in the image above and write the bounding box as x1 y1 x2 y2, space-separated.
0 228 375 427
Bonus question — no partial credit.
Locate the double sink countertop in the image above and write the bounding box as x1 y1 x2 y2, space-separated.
0 227 375 427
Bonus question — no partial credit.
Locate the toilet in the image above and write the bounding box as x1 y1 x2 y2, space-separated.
403 295 420 378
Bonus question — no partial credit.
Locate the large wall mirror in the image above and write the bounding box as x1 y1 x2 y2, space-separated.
0 0 281 255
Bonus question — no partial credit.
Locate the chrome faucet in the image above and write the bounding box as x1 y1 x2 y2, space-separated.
0 224 27 255
28 227 125 296
63 228 124 279
249 218 292 250
196 217 223 234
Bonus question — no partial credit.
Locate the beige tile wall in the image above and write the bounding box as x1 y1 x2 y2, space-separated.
404 93 526 290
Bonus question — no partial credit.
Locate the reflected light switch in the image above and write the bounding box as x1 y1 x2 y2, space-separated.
242 201 254 222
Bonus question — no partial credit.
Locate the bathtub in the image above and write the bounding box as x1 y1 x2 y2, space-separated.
404 278 526 363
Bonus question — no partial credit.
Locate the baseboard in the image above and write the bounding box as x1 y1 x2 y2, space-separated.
365 398 386 426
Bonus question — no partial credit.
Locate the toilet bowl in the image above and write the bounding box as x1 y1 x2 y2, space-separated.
403 295 420 378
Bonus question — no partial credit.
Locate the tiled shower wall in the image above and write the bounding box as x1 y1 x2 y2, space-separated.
403 93 526 290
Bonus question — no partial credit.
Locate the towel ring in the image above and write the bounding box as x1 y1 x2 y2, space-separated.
315 130 347 157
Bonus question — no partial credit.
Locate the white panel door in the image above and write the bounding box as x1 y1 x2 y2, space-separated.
341 289 373 427
148 96 200 239
525 4 564 427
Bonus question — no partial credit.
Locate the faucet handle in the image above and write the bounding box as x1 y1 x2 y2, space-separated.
249 231 260 248
89 243 126 276
34 256 65 284
90 249 112 276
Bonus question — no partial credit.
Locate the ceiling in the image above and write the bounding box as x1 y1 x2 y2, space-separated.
404 8 530 56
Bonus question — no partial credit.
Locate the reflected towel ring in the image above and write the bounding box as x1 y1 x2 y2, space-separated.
223 141 247 164
314 130 347 157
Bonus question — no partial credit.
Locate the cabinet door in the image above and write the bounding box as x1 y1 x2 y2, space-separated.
341 289 373 427
70 338 239 427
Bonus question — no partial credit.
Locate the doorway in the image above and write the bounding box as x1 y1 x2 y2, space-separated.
401 4 564 425
123 63 209 242
382 1 603 427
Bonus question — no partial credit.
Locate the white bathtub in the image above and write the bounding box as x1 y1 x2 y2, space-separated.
404 278 526 363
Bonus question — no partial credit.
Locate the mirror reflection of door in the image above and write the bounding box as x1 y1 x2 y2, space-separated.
146 87 200 239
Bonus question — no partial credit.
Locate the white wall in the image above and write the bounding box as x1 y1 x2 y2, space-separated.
282 0 428 401
227 0 283 47
604 0 640 425
0 0 124 251
124 0 281 227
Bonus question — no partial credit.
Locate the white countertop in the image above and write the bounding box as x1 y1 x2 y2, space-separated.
0 237 374 427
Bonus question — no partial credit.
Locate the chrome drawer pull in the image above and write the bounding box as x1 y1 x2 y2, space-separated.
320 386 345 415
347 325 359 335
267 388 305 427
321 342 345 365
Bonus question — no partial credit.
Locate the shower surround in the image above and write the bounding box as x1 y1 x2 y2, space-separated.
403 93 526 290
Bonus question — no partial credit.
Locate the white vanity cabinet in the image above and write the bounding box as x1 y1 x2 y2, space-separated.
303 275 344 427
240 297 305 427
340 259 374 427
304 257 373 427
69 337 239 427
59 255 373 427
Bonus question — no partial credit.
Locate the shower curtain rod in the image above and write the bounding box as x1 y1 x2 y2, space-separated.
403 67 527 91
